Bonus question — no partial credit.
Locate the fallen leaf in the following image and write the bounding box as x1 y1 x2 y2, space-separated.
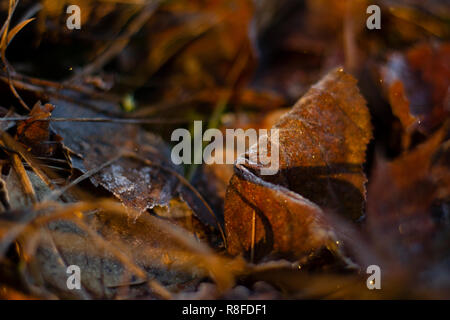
224 68 372 260
380 42 450 140
367 123 449 266
49 99 183 216
15 101 58 156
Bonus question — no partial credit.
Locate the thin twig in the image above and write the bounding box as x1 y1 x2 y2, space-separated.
0 116 190 124
0 75 124 116
10 152 36 203
44 153 123 202
3 63 30 111
250 209 256 263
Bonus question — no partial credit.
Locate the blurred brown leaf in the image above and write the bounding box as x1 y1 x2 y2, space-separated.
367 123 450 266
380 42 450 142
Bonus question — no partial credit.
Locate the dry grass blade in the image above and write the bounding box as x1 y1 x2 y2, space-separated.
0 0 33 111
6 18 35 47
10 152 36 203
0 130 56 190
0 0 19 55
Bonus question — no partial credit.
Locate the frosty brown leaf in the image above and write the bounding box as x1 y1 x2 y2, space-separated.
225 68 372 260
49 99 182 216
